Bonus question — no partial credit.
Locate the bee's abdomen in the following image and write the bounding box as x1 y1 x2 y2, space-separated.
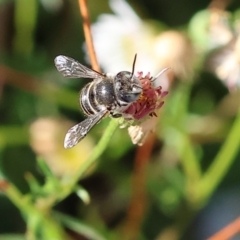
80 81 108 116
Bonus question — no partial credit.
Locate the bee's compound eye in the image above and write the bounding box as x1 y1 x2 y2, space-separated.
114 71 142 103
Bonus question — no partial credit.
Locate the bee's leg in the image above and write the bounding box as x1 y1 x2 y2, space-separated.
109 110 122 118
112 114 122 118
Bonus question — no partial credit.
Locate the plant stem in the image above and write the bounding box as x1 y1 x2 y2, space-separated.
4 183 66 240
181 134 201 203
207 216 240 240
78 0 100 72
58 119 119 201
122 132 155 240
197 107 240 206
171 82 201 201
54 211 107 240
74 119 119 181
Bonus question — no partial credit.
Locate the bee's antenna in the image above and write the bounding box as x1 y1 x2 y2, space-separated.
151 67 170 82
131 54 137 79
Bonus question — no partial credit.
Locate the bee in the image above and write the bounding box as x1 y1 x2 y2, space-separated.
54 55 142 148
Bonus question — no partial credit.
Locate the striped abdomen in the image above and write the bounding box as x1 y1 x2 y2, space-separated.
79 78 117 116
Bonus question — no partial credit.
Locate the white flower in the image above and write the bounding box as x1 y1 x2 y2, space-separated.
128 116 158 146
214 42 240 89
90 0 195 85
91 0 158 74
206 10 240 90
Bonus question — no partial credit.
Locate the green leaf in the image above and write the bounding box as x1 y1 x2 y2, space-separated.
54 212 107 240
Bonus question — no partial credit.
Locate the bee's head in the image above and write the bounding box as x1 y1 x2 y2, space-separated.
114 71 142 103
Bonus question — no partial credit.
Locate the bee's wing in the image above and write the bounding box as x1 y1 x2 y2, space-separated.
54 55 103 79
64 110 108 148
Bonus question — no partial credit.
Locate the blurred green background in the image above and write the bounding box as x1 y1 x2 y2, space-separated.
0 0 240 240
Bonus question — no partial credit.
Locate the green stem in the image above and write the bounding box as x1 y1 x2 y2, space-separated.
197 107 240 206
170 82 201 199
5 183 29 210
182 137 201 181
181 134 201 201
59 119 119 200
1 118 118 238
75 119 118 179
54 211 107 240
5 184 66 240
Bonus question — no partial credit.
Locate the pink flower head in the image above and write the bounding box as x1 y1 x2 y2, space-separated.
123 69 168 121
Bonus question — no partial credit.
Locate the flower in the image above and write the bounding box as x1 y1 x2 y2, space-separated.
209 40 240 90
123 70 168 120
205 10 240 90
152 31 195 80
121 69 168 145
90 0 195 83
128 117 158 146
